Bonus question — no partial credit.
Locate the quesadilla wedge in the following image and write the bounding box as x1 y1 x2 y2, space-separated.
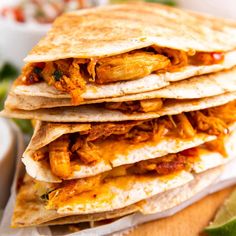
22 101 236 182
6 67 236 111
12 166 222 228
12 131 236 223
16 3 236 103
2 92 236 122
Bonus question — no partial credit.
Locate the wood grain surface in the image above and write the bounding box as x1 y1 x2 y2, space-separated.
127 186 235 236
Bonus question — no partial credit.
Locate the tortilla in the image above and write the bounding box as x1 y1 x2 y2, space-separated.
22 121 236 183
2 92 236 122
9 3 236 105
6 66 236 111
11 50 236 102
23 132 215 183
11 166 223 227
25 3 236 63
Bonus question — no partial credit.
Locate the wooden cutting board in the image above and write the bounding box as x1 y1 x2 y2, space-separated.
128 186 235 236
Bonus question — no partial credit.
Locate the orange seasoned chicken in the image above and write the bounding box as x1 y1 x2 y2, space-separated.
33 146 48 161
154 47 188 71
127 153 192 175
140 98 163 113
192 111 228 136
49 135 71 179
176 113 196 138
207 101 236 123
42 59 86 104
76 142 101 165
95 51 170 84
105 98 163 113
48 175 102 208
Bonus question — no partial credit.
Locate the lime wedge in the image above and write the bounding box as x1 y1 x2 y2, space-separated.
205 188 236 236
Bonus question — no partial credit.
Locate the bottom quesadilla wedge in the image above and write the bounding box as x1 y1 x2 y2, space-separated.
12 129 236 228
11 165 223 228
48 165 223 227
22 101 236 182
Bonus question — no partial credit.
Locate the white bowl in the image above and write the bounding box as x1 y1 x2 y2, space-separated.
0 0 50 68
0 17 50 68
0 118 16 209
177 0 236 19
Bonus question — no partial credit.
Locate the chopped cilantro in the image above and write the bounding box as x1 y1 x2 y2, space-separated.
33 67 42 75
53 70 63 81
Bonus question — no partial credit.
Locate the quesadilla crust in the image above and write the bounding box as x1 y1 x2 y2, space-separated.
26 3 236 63
19 2 236 102
11 166 222 228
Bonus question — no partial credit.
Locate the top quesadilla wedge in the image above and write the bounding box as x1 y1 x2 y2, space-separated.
22 101 236 182
17 3 236 103
6 67 236 111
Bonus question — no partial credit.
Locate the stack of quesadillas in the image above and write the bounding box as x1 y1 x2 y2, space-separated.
2 3 236 232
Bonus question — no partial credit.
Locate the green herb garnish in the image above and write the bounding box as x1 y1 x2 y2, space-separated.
53 70 63 81
33 67 43 75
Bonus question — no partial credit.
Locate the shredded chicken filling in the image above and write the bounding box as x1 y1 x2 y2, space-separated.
33 101 236 179
105 98 164 113
20 47 224 103
42 144 219 205
41 148 197 201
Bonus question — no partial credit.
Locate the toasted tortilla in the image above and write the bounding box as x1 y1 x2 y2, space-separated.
10 3 236 104
11 166 222 227
25 3 236 63
2 92 236 122
22 126 215 183
6 66 236 111
10 51 236 101
22 121 236 184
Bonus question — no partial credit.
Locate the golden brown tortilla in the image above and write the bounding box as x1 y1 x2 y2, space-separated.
25 3 236 63
11 167 222 228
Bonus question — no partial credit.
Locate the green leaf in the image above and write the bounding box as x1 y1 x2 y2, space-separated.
0 63 19 81
0 80 11 110
145 0 176 6
12 119 33 135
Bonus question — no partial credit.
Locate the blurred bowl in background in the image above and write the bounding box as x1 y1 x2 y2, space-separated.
177 0 236 19
0 18 50 68
0 118 15 209
0 0 51 68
